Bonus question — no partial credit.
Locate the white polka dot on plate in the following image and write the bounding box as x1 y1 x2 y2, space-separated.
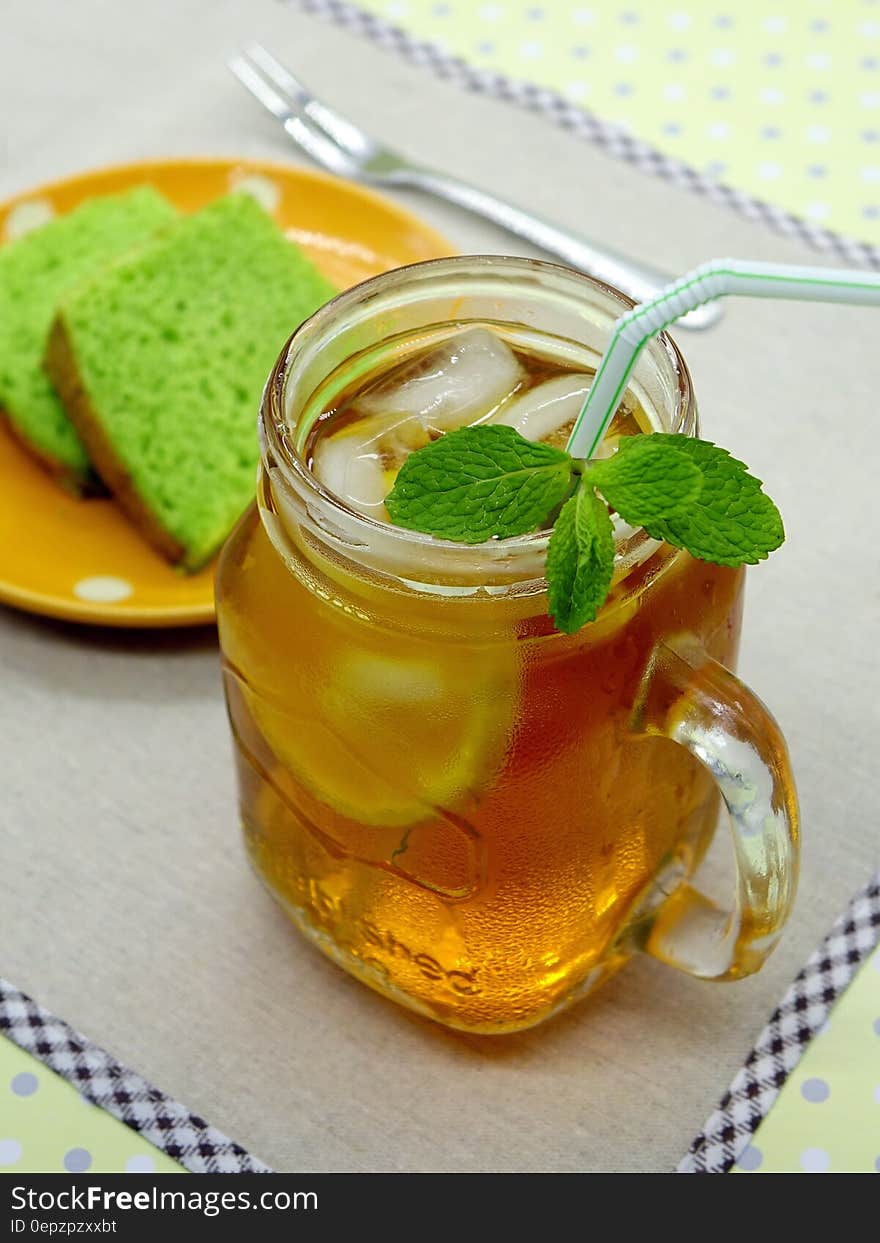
4 199 55 240
228 172 281 215
0 1139 22 1166
126 1154 156 1173
800 1147 830 1173
73 576 133 604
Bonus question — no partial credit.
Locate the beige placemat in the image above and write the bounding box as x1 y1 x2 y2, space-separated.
1 0 878 1172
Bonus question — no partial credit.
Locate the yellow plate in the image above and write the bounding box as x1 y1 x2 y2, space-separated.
0 158 454 628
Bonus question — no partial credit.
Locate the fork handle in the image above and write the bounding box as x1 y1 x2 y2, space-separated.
399 167 721 331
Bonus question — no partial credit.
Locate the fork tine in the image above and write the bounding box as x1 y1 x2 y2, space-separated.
228 54 358 178
228 55 292 125
243 43 373 158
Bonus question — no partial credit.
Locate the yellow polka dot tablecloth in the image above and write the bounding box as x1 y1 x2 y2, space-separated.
0 1038 182 1176
0 980 270 1174
732 944 880 1175
679 874 880 1173
298 0 880 262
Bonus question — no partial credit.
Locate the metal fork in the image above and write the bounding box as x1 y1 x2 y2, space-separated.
228 44 721 330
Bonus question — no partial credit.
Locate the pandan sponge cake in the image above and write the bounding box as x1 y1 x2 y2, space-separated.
0 186 176 491
46 193 337 570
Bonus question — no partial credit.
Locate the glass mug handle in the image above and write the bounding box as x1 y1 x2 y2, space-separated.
629 636 800 981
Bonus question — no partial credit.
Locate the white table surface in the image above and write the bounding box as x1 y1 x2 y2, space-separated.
1 0 877 1172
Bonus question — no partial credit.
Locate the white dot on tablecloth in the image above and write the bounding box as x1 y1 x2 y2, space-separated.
572 8 595 26
519 41 543 59
125 1155 156 1173
663 83 687 101
762 16 788 34
800 1147 831 1172
806 53 832 71
667 12 692 30
64 1148 93 1173
805 202 831 220
73 576 133 603
861 92 880 108
736 1144 763 1171
873 1084 880 1103
807 125 831 143
710 48 735 67
478 3 502 19
860 20 880 37
708 122 731 140
862 166 880 182
758 161 783 180
760 88 785 105
10 1072 38 1097
0 1139 22 1166
615 44 638 63
801 1077 831 1103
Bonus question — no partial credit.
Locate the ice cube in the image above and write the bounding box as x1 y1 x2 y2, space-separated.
490 373 592 446
355 327 523 432
312 428 389 518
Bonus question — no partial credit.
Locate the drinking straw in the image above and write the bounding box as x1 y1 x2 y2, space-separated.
566 258 880 460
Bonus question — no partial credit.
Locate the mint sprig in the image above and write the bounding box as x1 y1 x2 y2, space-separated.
385 424 784 634
385 424 572 543
546 485 615 633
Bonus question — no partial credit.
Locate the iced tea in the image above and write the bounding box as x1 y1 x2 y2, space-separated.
216 316 744 1032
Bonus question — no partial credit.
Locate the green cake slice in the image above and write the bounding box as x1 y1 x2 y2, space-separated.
46 193 337 569
0 186 176 491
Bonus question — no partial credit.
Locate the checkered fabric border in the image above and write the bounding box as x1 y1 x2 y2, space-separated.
292 0 880 270
678 871 880 1174
0 979 271 1174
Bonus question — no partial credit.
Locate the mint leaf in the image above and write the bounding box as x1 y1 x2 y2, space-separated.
586 435 702 526
546 482 615 634
632 436 784 566
385 424 573 543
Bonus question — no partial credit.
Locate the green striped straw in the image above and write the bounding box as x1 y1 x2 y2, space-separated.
567 257 880 460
